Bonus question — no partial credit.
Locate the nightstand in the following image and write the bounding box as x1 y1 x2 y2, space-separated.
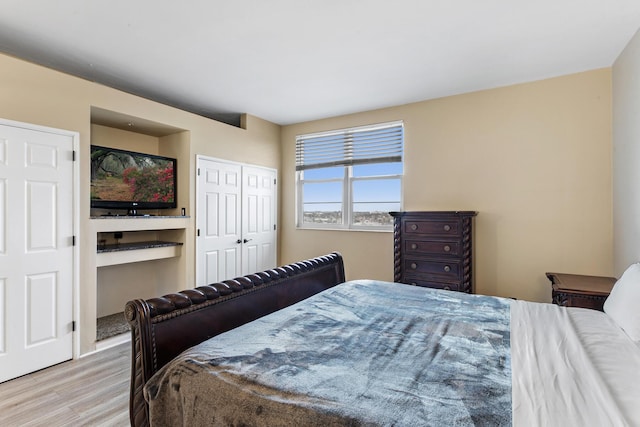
545 272 616 311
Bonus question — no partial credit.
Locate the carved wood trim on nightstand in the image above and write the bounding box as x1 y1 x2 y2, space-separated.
546 272 616 311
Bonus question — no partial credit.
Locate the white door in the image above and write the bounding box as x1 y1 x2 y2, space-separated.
196 159 242 285
196 157 277 286
241 166 276 275
0 121 75 383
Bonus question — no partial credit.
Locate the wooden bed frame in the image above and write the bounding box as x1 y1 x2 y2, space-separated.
124 252 345 427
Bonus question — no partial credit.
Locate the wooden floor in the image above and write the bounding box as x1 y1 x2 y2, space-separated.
0 342 130 426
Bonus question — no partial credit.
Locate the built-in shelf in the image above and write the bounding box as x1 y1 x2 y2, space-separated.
96 311 129 341
90 215 187 219
97 240 182 253
91 213 189 349
96 241 183 267
90 215 190 233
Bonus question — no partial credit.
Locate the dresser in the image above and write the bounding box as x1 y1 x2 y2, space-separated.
390 211 477 293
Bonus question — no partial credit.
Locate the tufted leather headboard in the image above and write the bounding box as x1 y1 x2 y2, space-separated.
124 252 345 427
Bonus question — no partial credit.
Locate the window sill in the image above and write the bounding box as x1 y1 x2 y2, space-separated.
296 226 392 233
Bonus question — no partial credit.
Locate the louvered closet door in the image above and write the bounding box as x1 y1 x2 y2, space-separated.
0 121 74 383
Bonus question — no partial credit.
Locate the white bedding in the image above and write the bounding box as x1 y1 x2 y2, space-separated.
512 300 640 426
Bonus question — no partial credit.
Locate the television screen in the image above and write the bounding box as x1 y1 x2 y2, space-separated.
90 145 177 213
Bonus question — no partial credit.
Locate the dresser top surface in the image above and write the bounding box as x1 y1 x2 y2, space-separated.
389 211 477 217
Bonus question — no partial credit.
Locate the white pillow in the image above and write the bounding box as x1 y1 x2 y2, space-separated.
604 263 640 342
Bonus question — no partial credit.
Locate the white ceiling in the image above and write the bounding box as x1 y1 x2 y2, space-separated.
1 1 640 126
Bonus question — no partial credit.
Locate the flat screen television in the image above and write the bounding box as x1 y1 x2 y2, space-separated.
90 145 177 214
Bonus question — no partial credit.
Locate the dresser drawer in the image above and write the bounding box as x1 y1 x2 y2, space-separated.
404 239 460 256
403 219 460 237
402 277 461 291
404 259 460 280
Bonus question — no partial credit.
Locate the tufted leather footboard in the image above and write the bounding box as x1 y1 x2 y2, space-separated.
124 252 345 427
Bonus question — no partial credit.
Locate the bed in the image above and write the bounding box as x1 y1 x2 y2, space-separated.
125 252 640 427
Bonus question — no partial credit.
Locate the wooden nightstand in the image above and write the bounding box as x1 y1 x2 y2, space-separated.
545 272 616 311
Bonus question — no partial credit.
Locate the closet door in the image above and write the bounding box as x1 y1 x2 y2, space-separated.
196 157 277 286
0 120 76 383
241 166 276 275
196 159 242 285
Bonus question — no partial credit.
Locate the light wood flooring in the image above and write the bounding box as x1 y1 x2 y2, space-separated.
0 342 130 426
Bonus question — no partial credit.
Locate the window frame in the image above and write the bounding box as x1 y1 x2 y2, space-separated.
295 121 403 231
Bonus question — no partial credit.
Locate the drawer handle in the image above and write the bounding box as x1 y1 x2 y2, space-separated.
443 225 451 232
410 263 418 270
411 224 418 231
443 265 451 272
410 243 418 250
443 245 451 252
444 286 451 291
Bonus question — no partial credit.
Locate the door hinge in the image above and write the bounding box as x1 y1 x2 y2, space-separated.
274 224 276 231
72 235 76 246
72 150 76 161
197 168 200 176
72 321 76 332
274 178 276 185
197 229 200 237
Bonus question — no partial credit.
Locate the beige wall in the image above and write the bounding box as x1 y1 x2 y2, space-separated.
91 124 160 153
281 69 613 303
613 28 640 276
0 48 616 354
0 53 281 355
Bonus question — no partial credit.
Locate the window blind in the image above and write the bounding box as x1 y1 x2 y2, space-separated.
296 121 403 171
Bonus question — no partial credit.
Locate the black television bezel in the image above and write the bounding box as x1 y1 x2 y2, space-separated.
90 145 177 212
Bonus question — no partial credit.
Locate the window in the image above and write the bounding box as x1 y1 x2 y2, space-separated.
296 121 403 230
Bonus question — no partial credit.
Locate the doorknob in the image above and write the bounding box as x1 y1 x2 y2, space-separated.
236 239 242 244
243 239 253 243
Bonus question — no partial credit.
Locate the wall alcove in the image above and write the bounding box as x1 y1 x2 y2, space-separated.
89 108 192 348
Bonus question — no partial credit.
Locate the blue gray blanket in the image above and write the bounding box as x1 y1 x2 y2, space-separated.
145 280 512 426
